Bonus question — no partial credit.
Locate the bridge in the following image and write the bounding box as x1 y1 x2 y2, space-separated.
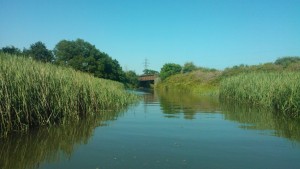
138 74 159 88
138 74 157 81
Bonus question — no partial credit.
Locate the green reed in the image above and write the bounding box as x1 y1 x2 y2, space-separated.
219 72 300 117
0 53 138 137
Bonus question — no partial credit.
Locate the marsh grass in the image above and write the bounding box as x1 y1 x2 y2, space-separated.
219 72 300 117
0 53 138 137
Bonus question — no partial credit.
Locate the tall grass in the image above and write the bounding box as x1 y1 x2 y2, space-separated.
219 72 300 117
0 53 138 137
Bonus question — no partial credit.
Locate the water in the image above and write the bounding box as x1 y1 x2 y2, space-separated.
1 91 300 169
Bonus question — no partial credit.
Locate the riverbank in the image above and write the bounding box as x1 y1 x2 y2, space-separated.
0 53 138 137
156 67 300 118
155 70 222 96
2 89 299 169
220 72 300 118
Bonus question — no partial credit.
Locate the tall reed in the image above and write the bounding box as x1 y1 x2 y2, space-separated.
219 72 300 117
0 53 138 137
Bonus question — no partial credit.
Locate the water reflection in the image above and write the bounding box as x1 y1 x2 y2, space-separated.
157 91 220 119
0 110 123 169
221 102 300 143
2 91 300 169
142 91 159 104
155 90 300 143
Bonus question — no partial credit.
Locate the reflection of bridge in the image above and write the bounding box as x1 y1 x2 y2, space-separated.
138 74 159 88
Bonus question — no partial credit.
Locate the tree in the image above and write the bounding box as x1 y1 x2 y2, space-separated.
160 63 182 80
124 70 139 88
275 56 300 68
182 62 197 73
1 46 21 55
54 39 125 81
143 69 159 75
25 41 54 62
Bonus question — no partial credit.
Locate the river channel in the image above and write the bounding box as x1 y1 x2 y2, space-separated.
1 91 300 169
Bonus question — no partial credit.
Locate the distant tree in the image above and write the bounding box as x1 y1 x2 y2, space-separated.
54 39 124 81
182 62 197 73
25 41 54 62
98 57 125 82
54 39 100 66
1 45 21 55
160 63 182 80
143 69 159 75
275 56 300 68
124 70 139 88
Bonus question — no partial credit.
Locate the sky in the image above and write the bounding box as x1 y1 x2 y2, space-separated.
0 0 299 74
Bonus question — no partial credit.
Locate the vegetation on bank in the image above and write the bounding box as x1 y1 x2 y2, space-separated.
156 57 300 117
156 69 221 95
220 72 300 117
0 53 138 137
156 62 220 95
0 39 139 88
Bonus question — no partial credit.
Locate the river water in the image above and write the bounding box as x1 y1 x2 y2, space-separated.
1 91 300 169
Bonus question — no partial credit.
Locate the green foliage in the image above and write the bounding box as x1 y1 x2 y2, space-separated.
221 57 300 79
1 39 139 85
219 72 300 118
221 63 285 78
143 69 159 75
124 70 139 88
0 53 138 137
275 56 300 67
24 41 54 62
54 39 100 65
54 39 124 81
286 62 300 71
0 45 21 55
156 70 222 95
182 62 197 73
160 63 182 80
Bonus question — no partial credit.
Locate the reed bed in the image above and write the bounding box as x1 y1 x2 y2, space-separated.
0 53 138 137
219 72 300 117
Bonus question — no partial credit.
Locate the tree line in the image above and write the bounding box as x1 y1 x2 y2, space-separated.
2 40 299 87
0 39 139 88
159 56 300 81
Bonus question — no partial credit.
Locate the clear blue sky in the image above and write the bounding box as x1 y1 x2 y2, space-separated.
1 0 299 74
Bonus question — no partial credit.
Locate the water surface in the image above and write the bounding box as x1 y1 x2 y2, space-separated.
1 91 300 169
